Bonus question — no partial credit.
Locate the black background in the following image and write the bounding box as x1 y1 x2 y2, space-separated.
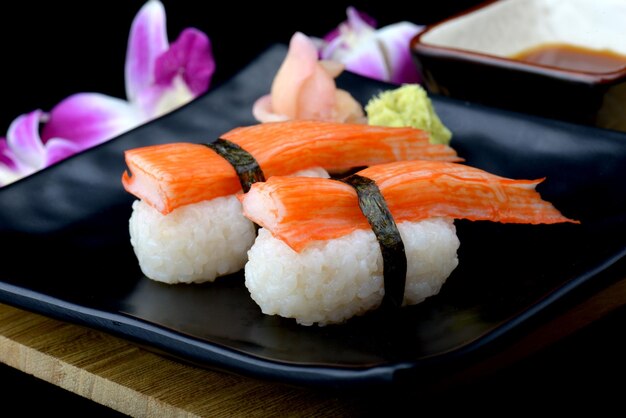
0 1 481 130
0 0 623 415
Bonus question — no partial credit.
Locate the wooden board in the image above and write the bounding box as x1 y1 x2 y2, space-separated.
0 303 362 417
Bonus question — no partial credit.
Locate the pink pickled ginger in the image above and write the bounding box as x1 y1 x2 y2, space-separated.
253 32 365 123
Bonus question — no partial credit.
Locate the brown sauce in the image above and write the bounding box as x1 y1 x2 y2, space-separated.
510 43 626 73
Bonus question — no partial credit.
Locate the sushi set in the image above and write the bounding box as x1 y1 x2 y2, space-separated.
0 45 625 386
121 121 459 285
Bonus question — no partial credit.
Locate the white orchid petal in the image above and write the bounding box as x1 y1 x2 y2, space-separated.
346 6 375 35
125 0 168 104
0 164 29 187
1 138 19 171
0 137 30 186
376 22 424 84
7 110 46 169
319 9 423 84
151 75 195 117
341 40 390 81
41 93 141 150
45 138 82 166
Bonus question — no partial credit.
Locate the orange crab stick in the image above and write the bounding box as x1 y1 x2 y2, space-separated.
239 160 579 252
122 120 460 214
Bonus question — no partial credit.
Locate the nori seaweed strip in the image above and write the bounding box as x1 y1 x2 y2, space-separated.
205 139 265 192
340 174 407 309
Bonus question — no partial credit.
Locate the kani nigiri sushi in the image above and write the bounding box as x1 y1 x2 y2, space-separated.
122 120 460 284
240 160 578 326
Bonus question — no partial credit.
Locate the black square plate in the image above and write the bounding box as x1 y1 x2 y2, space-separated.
1 45 625 388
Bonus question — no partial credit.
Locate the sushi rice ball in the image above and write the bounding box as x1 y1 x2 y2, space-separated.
245 219 460 326
240 161 577 326
128 167 328 284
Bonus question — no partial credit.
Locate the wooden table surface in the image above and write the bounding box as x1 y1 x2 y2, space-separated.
1 274 625 416
0 303 369 416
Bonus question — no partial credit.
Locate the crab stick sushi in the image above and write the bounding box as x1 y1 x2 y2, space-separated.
240 161 578 326
122 121 460 284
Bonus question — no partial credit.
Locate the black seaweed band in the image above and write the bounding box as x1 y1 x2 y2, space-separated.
205 139 265 193
340 174 407 309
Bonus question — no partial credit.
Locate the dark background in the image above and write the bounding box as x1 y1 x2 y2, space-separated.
1 1 623 415
0 0 481 130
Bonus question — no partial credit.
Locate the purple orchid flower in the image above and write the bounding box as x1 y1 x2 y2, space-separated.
319 7 423 84
0 0 215 187
0 111 81 185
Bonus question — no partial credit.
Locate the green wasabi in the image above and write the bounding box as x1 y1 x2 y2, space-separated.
365 84 452 145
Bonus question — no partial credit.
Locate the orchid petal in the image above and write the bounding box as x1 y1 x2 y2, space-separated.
320 7 377 60
319 36 343 60
377 22 423 84
0 163 25 187
346 6 376 36
319 8 423 85
149 77 194 117
155 28 215 96
0 137 31 186
341 41 389 81
125 0 168 105
41 93 140 150
7 110 46 169
323 7 376 43
322 28 342 45
0 138 18 170
44 138 82 166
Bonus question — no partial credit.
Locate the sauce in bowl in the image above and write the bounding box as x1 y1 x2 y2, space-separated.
511 43 626 73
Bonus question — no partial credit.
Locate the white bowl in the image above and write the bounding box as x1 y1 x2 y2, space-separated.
412 0 626 130
421 0 626 59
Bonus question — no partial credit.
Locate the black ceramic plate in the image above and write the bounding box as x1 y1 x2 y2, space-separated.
1 45 625 388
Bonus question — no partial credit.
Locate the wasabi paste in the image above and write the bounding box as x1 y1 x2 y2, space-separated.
366 84 452 145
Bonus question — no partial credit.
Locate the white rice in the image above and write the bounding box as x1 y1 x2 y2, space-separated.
245 218 460 326
127 167 329 284
129 196 256 284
